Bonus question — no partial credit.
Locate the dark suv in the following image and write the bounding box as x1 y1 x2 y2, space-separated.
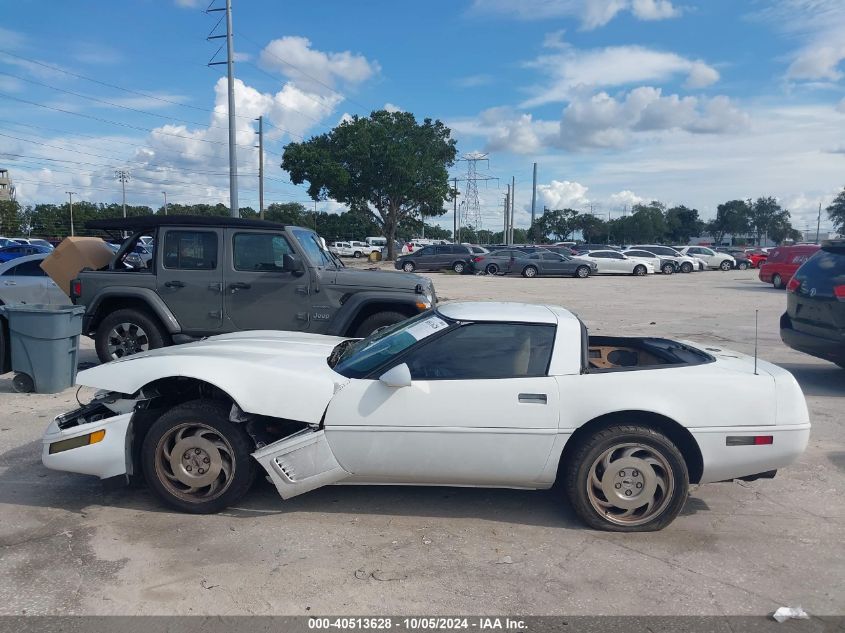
394 244 475 274
70 215 436 363
780 239 845 369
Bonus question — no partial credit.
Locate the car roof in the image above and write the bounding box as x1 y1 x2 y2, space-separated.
0 253 48 273
85 214 289 231
437 301 568 325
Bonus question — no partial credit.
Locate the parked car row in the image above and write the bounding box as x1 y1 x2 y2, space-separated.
329 240 379 258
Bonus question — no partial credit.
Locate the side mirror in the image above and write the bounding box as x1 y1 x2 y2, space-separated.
282 253 304 275
379 363 412 388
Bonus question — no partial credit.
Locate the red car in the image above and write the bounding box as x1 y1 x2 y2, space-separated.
745 250 768 268
759 244 820 289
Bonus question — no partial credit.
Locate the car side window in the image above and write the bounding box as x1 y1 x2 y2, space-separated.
233 232 294 272
163 231 218 270
404 323 556 380
418 246 435 256
10 259 47 276
590 252 608 258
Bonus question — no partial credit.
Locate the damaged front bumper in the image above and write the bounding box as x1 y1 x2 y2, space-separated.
42 394 136 479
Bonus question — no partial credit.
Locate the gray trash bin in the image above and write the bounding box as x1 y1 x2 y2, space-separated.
0 304 85 394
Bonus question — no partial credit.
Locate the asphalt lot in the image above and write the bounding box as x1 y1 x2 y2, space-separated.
0 267 843 616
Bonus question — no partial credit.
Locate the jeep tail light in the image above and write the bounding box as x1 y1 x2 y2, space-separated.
70 279 82 299
786 277 800 293
835 285 845 301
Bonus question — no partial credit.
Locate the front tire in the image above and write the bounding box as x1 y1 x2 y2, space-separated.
719 260 732 271
563 424 689 532
353 251 362 259
680 262 693 273
402 261 415 273
141 400 256 514
737 261 749 270
452 261 466 274
522 265 538 278
772 273 784 289
95 308 169 364
485 263 499 275
353 310 407 338
633 265 647 276
575 265 590 278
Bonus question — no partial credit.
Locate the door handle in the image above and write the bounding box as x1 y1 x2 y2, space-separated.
164 280 185 288
229 282 251 291
4 281 16 286
518 393 547 404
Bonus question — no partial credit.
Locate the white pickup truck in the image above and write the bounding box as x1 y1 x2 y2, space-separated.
329 241 379 258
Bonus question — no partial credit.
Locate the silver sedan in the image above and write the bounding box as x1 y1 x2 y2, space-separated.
0 254 69 305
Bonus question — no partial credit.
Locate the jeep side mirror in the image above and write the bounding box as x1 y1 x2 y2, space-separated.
379 363 412 388
282 253 304 275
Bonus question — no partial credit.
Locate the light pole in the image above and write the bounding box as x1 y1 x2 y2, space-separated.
65 191 76 236
162 191 168 215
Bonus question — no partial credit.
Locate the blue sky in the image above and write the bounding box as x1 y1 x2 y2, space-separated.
1 0 844 233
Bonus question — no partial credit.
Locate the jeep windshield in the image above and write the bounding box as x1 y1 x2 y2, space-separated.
291 227 336 268
330 311 452 378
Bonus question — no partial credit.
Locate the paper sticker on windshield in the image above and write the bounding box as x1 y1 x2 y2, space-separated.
406 316 449 341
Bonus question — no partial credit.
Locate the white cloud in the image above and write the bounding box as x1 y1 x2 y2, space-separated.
538 180 590 209
470 0 680 29
383 102 403 113
523 43 720 107
72 42 123 66
608 189 644 207
174 0 200 7
837 98 845 113
259 36 380 96
454 74 495 88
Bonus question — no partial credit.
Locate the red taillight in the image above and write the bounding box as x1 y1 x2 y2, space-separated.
835 285 845 301
786 277 800 293
70 279 81 299
472 256 483 263
754 436 774 445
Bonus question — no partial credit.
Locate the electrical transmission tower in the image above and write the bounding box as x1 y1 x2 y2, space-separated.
455 152 498 240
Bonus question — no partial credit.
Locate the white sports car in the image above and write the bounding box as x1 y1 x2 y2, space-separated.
42 302 810 532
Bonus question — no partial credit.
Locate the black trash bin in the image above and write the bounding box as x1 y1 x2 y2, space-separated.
0 304 85 393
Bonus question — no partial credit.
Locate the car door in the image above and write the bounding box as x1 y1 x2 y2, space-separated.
540 252 569 275
0 260 42 303
156 227 224 333
413 246 436 270
11 258 67 304
224 229 311 332
324 321 560 486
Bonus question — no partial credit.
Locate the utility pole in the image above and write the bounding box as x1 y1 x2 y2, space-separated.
509 176 515 244
208 0 239 217
314 200 318 232
256 116 264 219
504 186 510 242
452 177 458 243
816 202 822 244
65 191 76 236
530 162 537 229
114 169 130 217
162 191 168 215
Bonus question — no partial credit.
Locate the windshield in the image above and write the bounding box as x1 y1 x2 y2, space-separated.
291 227 335 267
333 311 452 378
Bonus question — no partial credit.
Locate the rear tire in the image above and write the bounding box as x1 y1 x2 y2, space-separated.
353 251 362 259
452 261 466 274
353 310 407 338
402 261 415 273
772 273 784 289
141 400 256 514
633 265 647 276
575 265 590 279
563 424 689 532
680 262 693 273
95 308 169 364
522 265 538 278
485 263 499 275
737 261 749 270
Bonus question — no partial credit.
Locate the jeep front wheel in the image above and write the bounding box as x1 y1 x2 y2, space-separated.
95 308 169 363
353 311 407 338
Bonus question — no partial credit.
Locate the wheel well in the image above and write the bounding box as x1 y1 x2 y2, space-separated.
557 410 704 484
89 297 165 335
344 302 417 337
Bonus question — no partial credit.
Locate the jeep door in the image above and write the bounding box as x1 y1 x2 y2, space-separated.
224 229 311 332
156 228 224 333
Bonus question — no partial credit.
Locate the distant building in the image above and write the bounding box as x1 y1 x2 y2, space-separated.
800 229 840 243
0 168 14 202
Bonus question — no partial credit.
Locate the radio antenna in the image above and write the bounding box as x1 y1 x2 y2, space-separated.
754 309 759 375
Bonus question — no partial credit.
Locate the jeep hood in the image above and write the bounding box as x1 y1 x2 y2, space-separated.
76 331 352 423
326 266 430 292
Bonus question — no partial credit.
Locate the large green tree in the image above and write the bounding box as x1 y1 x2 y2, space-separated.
664 205 703 243
282 110 457 259
0 200 22 235
706 199 751 245
748 196 791 245
529 208 579 242
826 188 845 234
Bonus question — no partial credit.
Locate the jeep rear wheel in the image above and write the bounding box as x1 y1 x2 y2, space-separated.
95 308 169 363
353 310 408 338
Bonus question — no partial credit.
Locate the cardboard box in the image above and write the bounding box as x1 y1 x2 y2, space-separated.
40 237 114 296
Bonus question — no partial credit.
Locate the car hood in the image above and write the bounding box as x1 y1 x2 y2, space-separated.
324 266 430 292
76 331 353 423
